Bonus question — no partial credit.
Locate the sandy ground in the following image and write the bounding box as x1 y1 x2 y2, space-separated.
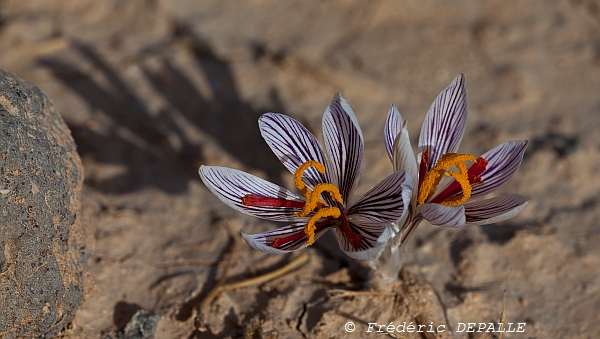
1 0 600 338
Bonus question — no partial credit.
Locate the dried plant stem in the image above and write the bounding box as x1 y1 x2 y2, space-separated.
327 289 396 299
201 253 309 310
146 259 218 267
498 279 509 339
497 268 513 339
223 253 309 290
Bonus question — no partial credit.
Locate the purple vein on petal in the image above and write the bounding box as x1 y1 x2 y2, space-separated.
471 140 528 198
242 222 331 254
418 74 468 170
347 170 412 224
335 221 389 260
384 104 403 161
199 166 306 222
323 93 364 203
259 113 328 188
464 194 531 225
418 203 466 228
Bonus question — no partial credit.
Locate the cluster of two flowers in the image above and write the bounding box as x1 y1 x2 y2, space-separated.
199 74 530 276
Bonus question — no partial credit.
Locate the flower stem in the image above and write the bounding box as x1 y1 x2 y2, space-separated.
399 215 423 245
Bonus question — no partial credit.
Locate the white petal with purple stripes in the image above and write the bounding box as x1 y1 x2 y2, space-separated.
392 125 419 198
384 104 403 161
347 170 412 224
199 166 307 222
259 113 328 188
464 194 531 225
336 222 392 260
418 74 468 170
322 93 364 203
471 140 528 198
418 203 466 228
242 222 331 254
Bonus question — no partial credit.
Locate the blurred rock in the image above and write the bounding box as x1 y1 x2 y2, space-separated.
120 311 160 339
0 70 87 338
102 311 160 339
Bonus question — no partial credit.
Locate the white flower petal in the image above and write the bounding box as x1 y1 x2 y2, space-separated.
418 74 468 170
322 93 364 203
347 170 412 224
471 141 528 198
199 166 307 222
242 222 330 254
392 124 419 199
259 113 327 189
418 203 466 228
335 222 392 260
384 104 404 161
464 194 531 225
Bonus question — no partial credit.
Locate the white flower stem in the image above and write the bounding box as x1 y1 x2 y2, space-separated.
399 214 424 245
367 243 410 290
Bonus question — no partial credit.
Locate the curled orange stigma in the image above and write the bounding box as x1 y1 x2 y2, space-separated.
293 160 325 196
418 153 477 206
292 160 344 245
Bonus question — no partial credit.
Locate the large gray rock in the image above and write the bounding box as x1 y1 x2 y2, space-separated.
0 70 87 338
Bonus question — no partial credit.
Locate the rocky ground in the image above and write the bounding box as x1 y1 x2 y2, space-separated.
1 0 599 338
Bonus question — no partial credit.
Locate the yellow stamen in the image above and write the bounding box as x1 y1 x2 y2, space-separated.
295 183 344 217
294 160 325 196
418 153 476 205
304 207 341 245
292 160 345 245
440 161 472 206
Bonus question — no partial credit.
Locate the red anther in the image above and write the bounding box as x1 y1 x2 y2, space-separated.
429 156 488 204
468 157 488 177
469 174 483 186
270 218 334 248
271 237 284 248
417 148 429 198
242 194 306 208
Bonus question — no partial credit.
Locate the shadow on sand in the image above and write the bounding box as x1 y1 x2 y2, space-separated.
38 24 286 194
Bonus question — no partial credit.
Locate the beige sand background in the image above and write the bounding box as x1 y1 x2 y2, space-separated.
1 0 599 338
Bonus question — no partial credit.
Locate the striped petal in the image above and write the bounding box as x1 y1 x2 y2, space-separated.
335 222 392 260
385 104 419 194
418 74 468 170
384 104 404 161
392 123 419 199
347 170 413 224
418 203 466 228
199 166 306 222
242 222 331 254
471 140 528 198
322 93 364 203
464 194 531 225
259 113 327 188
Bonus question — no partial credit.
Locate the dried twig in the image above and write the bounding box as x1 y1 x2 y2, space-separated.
498 268 511 339
145 258 219 268
200 253 310 311
327 289 396 299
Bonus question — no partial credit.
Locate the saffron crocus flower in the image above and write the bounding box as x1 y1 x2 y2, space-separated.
385 74 531 244
199 94 413 260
